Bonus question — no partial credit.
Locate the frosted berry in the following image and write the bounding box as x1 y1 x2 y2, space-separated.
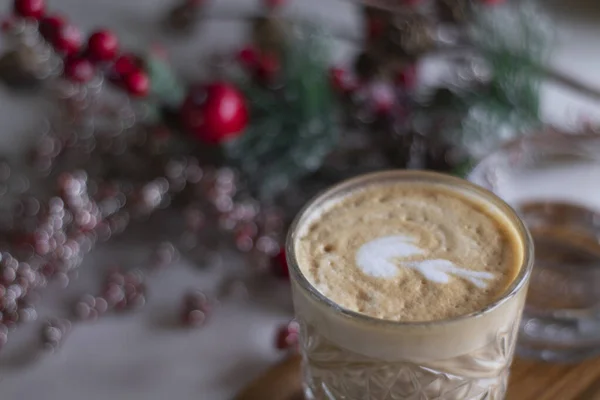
123 69 150 97
181 290 210 328
86 30 119 62
183 290 209 311
13 0 45 20
63 56 95 83
183 309 206 327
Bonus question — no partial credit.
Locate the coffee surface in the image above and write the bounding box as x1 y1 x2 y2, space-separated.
295 183 522 322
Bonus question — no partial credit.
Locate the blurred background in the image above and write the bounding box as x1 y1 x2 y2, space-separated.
0 0 599 399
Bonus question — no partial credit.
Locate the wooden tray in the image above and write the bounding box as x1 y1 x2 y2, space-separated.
235 355 600 400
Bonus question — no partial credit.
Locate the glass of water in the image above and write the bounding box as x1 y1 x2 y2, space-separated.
468 129 600 363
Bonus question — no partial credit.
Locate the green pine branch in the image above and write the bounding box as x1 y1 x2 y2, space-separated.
224 24 340 200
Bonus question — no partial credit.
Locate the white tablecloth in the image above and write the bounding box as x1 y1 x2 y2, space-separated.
0 0 599 399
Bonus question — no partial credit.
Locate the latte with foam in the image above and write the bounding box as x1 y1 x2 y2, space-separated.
295 183 523 322
288 171 532 400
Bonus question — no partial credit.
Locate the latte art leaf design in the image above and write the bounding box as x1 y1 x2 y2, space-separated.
356 236 495 288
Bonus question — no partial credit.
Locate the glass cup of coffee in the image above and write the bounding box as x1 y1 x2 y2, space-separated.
286 170 533 400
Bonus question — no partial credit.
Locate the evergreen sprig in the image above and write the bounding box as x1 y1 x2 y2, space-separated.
414 1 550 159
223 25 340 200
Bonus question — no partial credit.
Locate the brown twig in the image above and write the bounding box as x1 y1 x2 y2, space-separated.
541 66 600 104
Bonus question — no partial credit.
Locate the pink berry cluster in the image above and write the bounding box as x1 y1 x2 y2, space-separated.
102 268 147 312
10 0 150 97
180 290 212 328
73 268 147 321
41 318 71 351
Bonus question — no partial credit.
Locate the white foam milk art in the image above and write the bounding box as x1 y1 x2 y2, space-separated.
355 235 495 288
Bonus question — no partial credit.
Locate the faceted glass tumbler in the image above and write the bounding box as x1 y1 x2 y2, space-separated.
286 171 534 399
469 131 600 363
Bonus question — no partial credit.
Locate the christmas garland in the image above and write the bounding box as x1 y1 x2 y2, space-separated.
0 0 550 355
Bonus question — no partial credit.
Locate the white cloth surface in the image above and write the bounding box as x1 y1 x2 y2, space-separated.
0 0 599 399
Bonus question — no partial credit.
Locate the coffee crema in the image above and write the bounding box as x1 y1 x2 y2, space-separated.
295 182 523 322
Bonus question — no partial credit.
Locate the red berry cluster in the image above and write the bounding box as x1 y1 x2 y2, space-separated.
13 0 45 20
9 0 150 96
236 46 281 84
329 63 417 118
108 53 151 97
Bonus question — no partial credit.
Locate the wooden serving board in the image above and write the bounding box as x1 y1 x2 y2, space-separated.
509 357 600 400
235 355 600 400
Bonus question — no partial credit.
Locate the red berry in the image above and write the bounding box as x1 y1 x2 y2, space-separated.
123 69 150 97
237 46 259 69
367 16 385 40
396 64 418 90
180 82 249 144
271 248 289 279
87 30 119 62
108 53 141 86
255 52 280 83
52 23 82 56
330 67 358 94
63 56 95 83
39 15 66 43
13 0 45 19
113 54 139 77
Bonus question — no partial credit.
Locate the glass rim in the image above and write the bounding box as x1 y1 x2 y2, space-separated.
286 169 535 328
